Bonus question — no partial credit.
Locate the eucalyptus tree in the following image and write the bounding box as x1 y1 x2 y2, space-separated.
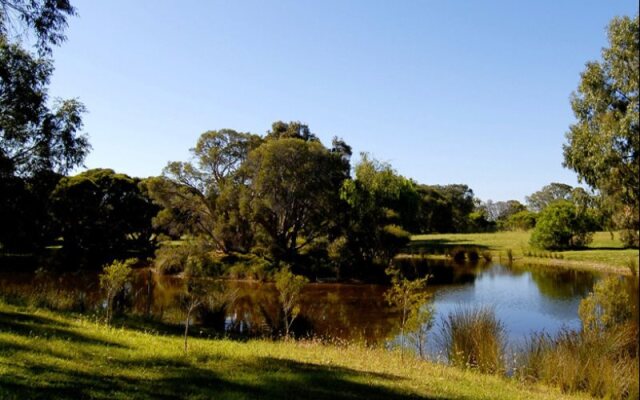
0 0 76 54
242 137 346 264
563 15 639 247
145 129 262 253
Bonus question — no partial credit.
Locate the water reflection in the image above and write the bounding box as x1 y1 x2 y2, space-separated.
0 261 635 349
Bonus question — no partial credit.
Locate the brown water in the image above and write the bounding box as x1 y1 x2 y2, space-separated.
0 261 637 351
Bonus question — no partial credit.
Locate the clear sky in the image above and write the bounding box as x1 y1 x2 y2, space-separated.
48 0 638 202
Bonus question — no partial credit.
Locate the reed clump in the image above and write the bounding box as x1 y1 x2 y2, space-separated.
440 306 506 374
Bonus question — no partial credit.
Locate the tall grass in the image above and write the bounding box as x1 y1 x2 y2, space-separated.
517 325 639 399
440 306 506 373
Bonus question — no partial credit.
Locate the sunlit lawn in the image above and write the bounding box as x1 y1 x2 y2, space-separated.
410 231 639 272
0 302 592 400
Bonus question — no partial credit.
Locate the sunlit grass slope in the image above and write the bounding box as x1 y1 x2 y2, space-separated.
0 302 591 400
410 231 639 274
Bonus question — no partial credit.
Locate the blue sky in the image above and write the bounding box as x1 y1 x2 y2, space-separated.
48 0 638 202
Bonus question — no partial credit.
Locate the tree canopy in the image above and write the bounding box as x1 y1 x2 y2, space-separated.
51 169 157 262
563 15 639 247
0 0 76 54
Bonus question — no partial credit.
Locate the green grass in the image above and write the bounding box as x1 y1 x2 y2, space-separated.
0 302 591 400
410 231 639 274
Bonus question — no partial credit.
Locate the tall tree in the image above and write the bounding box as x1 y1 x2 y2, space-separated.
145 129 261 253
0 37 87 178
563 15 639 247
0 1 87 252
243 137 345 263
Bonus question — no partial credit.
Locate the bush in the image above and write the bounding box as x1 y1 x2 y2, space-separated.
579 277 633 335
99 258 135 324
530 201 594 250
274 267 309 337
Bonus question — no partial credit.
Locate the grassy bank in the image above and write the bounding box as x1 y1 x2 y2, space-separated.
0 302 592 400
409 231 639 275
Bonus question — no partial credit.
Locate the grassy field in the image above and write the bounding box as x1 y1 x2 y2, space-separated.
0 302 593 400
409 231 639 275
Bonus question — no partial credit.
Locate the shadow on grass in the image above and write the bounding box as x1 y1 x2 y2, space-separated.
0 310 128 349
0 353 438 400
0 307 439 399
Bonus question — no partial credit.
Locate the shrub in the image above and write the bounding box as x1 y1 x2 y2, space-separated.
99 258 135 324
579 277 633 335
274 267 309 338
384 268 433 358
440 306 506 373
530 201 594 250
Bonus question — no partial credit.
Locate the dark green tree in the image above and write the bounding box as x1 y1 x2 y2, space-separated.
339 154 418 274
415 184 475 233
0 4 87 251
51 169 157 262
563 15 639 247
243 137 345 264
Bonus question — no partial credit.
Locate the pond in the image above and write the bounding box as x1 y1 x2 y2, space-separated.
0 260 636 356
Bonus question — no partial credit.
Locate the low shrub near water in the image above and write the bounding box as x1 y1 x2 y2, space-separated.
440 306 506 373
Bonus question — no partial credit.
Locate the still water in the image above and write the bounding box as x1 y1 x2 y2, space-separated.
0 260 635 353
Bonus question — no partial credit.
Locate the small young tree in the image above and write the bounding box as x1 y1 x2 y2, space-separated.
384 267 433 358
99 259 135 324
274 267 308 338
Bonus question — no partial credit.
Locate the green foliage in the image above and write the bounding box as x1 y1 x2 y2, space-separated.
0 36 88 178
563 15 639 248
578 276 633 335
244 138 345 264
99 258 135 324
416 184 476 233
144 129 261 253
504 210 537 231
274 267 309 337
440 306 506 374
339 154 417 271
51 169 158 262
526 183 574 212
530 201 594 250
384 268 433 358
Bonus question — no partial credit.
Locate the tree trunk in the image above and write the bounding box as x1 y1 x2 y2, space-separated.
184 307 191 353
